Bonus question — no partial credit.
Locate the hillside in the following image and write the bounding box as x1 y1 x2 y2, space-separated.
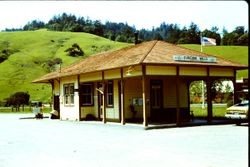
180 44 248 79
0 30 248 104
0 29 130 103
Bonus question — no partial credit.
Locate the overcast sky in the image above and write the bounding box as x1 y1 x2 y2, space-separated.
0 1 248 33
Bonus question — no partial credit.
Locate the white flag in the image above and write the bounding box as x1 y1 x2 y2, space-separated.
201 37 216 46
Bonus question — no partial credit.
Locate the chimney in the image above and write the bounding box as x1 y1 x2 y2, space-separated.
134 31 138 45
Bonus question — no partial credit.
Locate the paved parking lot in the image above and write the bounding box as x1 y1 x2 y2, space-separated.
0 114 248 167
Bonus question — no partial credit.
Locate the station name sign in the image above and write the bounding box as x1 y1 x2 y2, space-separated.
173 55 217 63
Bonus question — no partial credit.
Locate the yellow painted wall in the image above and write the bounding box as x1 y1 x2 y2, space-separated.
209 67 234 77
104 69 121 80
124 77 148 118
179 67 207 76
163 78 177 108
150 77 188 108
80 72 102 82
146 66 176 75
123 65 142 78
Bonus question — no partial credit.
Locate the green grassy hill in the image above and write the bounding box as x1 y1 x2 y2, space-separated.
180 44 248 79
0 30 248 104
0 29 130 103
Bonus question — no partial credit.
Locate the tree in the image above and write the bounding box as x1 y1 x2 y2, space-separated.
186 22 201 44
189 81 206 103
202 28 221 45
222 26 248 45
45 58 62 72
5 92 30 111
23 20 45 31
237 33 248 46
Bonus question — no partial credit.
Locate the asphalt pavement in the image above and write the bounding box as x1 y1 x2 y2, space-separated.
0 114 248 167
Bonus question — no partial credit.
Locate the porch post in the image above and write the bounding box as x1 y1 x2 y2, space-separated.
176 66 181 126
102 71 106 124
120 68 125 125
142 65 148 127
78 74 81 120
206 68 212 123
232 69 237 104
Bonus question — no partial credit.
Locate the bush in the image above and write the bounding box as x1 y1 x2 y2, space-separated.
65 43 84 57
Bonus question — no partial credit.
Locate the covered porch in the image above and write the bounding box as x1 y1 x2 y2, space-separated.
75 64 239 127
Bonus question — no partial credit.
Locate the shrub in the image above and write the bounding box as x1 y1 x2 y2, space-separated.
65 43 84 57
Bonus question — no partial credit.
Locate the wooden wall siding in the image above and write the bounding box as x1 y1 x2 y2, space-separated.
146 66 176 75
123 65 142 77
81 106 97 118
124 77 144 118
163 78 188 108
179 67 207 76
104 69 121 80
60 75 78 83
179 79 189 107
209 67 234 77
80 72 102 82
59 76 80 121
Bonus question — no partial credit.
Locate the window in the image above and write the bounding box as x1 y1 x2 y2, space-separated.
64 83 74 105
107 81 114 107
80 83 94 106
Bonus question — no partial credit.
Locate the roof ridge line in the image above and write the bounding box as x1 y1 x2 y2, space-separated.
139 40 158 64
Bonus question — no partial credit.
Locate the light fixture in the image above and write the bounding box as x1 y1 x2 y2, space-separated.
126 66 134 76
96 87 104 94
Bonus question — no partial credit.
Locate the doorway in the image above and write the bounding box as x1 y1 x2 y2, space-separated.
53 95 60 117
150 80 163 121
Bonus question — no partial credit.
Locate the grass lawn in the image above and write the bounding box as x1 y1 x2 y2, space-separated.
0 106 52 114
191 105 227 118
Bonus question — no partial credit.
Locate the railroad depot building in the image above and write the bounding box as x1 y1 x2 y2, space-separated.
33 40 247 126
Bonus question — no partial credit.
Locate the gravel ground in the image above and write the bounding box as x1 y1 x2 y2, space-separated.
0 114 248 167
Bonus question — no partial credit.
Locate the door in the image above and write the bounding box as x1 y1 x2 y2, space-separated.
150 80 163 121
53 95 60 117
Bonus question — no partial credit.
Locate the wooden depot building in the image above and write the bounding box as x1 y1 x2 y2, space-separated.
33 40 247 126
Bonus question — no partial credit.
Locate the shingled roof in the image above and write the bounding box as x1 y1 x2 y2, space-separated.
33 40 247 83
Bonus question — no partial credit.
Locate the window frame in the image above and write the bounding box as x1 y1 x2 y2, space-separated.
80 83 94 106
106 80 114 107
63 83 74 105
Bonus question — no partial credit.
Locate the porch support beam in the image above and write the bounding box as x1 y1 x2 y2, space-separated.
142 65 148 127
102 71 107 124
176 66 181 126
206 67 212 123
78 74 81 120
232 69 237 104
120 68 125 125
